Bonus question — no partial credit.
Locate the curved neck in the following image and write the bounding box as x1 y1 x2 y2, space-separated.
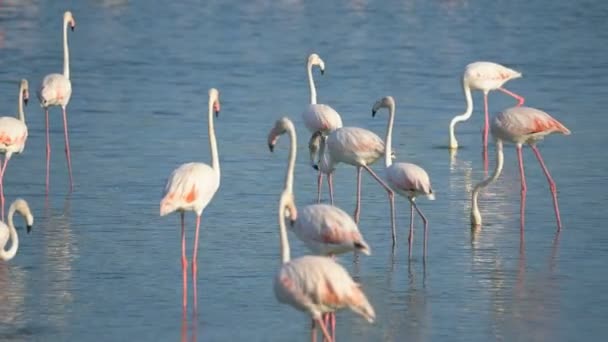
471 140 504 225
17 85 25 122
449 80 473 148
284 122 297 194
0 203 19 261
63 18 70 79
384 102 395 168
307 61 317 104
208 98 220 178
278 191 291 264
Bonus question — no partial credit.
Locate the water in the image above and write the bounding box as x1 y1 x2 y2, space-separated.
0 0 607 341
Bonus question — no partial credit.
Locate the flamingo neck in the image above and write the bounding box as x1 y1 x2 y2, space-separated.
0 202 20 261
208 96 220 179
449 80 473 149
471 139 504 226
284 121 297 194
307 60 317 104
63 17 70 80
384 101 396 168
17 84 25 122
278 191 291 264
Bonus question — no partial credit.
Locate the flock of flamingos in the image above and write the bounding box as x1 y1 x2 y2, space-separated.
0 10 572 342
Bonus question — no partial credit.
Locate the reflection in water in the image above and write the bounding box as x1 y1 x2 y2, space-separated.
41 197 76 332
0 263 27 340
180 311 198 342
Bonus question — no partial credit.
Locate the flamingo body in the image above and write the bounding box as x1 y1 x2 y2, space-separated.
464 61 522 92
302 104 343 134
386 163 434 200
492 106 571 144
38 74 72 108
160 162 219 216
274 255 375 322
326 127 384 166
293 204 370 256
0 118 27 158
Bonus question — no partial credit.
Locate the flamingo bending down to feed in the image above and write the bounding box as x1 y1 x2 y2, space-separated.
448 61 525 150
309 134 336 204
269 117 375 342
0 199 34 261
160 88 221 311
372 96 435 255
301 53 343 203
471 106 570 232
38 10 76 193
0 79 29 221
312 124 395 235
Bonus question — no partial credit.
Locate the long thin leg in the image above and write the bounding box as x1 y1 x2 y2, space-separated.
530 145 563 231
62 107 74 193
315 318 333 342
517 145 527 235
483 92 489 173
180 212 188 310
361 165 396 245
410 198 429 259
311 319 317 342
192 214 201 312
498 87 525 106
354 166 362 223
330 312 336 342
317 171 323 203
45 108 51 194
327 173 334 206
408 201 414 258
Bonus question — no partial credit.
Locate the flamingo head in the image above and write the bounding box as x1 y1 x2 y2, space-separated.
12 199 34 234
267 117 294 152
281 192 297 226
308 131 323 169
20 79 29 106
64 11 76 31
372 96 396 117
209 88 220 117
307 53 325 75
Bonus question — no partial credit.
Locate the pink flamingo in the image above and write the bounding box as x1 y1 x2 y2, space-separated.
0 79 28 221
448 61 525 150
313 125 395 235
372 96 435 256
308 134 336 204
471 106 570 232
38 11 76 193
269 117 375 342
160 88 221 312
301 53 343 203
0 199 34 261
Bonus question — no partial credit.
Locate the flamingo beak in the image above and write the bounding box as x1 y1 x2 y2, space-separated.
24 98 28 106
268 143 274 152
27 225 32 234
372 109 377 117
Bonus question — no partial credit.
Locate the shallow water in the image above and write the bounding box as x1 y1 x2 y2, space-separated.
0 0 607 341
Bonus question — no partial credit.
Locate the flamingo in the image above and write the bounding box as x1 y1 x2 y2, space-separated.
372 96 435 256
301 53 343 203
313 125 395 235
269 117 375 342
160 88 221 311
308 134 336 204
0 79 29 221
448 61 525 150
471 106 570 233
38 10 76 193
0 199 34 261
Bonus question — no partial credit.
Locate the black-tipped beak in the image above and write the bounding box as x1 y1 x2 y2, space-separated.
27 225 32 234
24 98 28 106
312 164 319 171
268 144 274 152
71 25 75 32
215 110 219 118
290 219 296 227
320 69 325 75
372 110 377 117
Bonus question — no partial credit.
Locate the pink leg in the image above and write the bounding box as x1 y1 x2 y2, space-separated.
327 173 334 206
45 108 51 194
311 319 317 342
483 92 490 150
354 167 362 223
408 201 414 258
192 214 201 313
330 312 336 341
62 107 74 193
317 171 323 203
0 157 6 221
315 318 332 342
180 212 188 310
410 198 429 259
516 145 527 234
530 145 563 231
361 165 396 246
498 87 525 106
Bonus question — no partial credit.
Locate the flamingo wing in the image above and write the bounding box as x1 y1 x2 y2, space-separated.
160 162 219 216
493 106 571 143
302 104 343 134
0 117 27 152
387 163 434 198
